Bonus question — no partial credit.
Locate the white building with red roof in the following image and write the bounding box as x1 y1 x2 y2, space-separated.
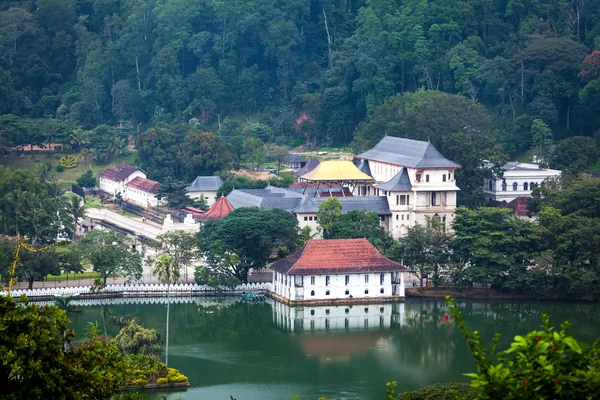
98 162 161 208
271 238 407 303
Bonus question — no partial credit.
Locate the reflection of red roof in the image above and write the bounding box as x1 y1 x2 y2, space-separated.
98 162 140 181
125 177 160 193
200 196 234 221
272 238 407 275
300 333 381 358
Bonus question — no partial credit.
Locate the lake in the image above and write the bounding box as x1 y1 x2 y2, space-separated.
67 297 600 400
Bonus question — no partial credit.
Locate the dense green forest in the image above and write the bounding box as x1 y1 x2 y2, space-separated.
2 0 600 187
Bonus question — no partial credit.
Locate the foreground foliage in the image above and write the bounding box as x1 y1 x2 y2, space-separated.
0 296 125 399
448 297 600 399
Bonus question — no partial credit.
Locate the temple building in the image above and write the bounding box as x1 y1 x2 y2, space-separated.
98 162 160 208
186 176 224 207
271 238 407 304
483 161 560 203
354 137 461 237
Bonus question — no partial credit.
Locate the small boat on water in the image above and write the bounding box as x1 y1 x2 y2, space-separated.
241 292 266 302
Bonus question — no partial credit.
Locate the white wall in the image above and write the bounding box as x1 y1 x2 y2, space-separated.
125 186 159 208
273 271 401 301
296 213 321 237
187 190 219 206
484 168 561 202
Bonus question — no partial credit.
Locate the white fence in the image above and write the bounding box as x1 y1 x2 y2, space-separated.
33 296 247 307
1 282 273 299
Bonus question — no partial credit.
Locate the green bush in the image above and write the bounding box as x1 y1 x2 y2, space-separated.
129 378 147 386
168 373 189 383
56 164 64 172
448 296 600 399
156 377 169 385
394 383 473 400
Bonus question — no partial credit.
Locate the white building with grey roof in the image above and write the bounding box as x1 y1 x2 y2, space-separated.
226 186 392 237
186 176 224 207
355 137 461 237
483 162 560 203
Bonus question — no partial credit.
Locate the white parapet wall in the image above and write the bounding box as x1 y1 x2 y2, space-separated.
1 282 274 299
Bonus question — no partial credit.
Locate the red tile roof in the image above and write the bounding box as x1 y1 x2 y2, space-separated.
125 177 160 193
200 196 234 221
98 162 140 182
272 238 407 275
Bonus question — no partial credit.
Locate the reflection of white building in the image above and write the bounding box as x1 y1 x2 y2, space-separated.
273 301 405 332
271 238 407 303
484 162 561 203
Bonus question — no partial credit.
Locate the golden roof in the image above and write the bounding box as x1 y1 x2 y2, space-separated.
300 160 374 182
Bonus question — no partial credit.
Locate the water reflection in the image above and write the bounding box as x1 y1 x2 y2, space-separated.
65 297 600 400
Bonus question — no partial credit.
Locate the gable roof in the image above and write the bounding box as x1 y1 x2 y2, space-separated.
293 157 320 177
272 238 407 275
187 176 224 192
98 162 141 182
226 187 391 215
374 169 412 192
287 153 307 163
356 159 373 177
125 177 160 193
200 196 234 221
356 137 461 169
300 160 375 182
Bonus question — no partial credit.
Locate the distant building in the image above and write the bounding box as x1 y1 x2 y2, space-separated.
355 137 461 237
125 176 161 208
98 162 145 196
283 154 307 171
226 186 391 236
186 176 224 207
198 196 234 222
293 157 319 182
98 162 160 208
484 162 561 203
271 238 407 304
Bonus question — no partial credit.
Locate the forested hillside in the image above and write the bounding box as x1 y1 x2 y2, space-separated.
1 0 600 163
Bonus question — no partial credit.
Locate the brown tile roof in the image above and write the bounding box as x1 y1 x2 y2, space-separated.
125 177 160 193
272 238 407 275
200 196 234 221
98 166 120 180
98 162 140 182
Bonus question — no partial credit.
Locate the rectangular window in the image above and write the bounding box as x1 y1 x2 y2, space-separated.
308 216 313 221
399 195 406 205
401 214 404 220
443 174 447 182
304 216 308 221
407 196 409 205
310 276 315 285
314 216 318 221
325 276 330 286
396 215 398 220
431 192 437 206
396 195 399 205
345 275 350 285
416 174 421 182
380 273 384 284
426 175 430 182
365 275 369 284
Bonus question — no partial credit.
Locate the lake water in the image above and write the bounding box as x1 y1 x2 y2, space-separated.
67 297 600 400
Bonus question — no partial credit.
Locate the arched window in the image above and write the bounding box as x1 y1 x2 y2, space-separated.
325 290 330 296
524 182 528 191
530 182 535 189
488 180 493 191
501 181 507 191
345 289 349 295
345 275 349 285
380 288 385 293
310 290 315 296
513 182 518 191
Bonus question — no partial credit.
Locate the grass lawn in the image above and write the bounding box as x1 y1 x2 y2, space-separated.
45 271 102 281
0 151 138 184
116 209 138 218
85 196 104 209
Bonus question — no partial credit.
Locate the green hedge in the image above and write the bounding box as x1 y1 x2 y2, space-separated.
396 383 473 400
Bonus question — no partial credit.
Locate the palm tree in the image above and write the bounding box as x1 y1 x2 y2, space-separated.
151 254 179 366
90 278 109 341
70 128 90 151
68 196 86 239
79 148 91 168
